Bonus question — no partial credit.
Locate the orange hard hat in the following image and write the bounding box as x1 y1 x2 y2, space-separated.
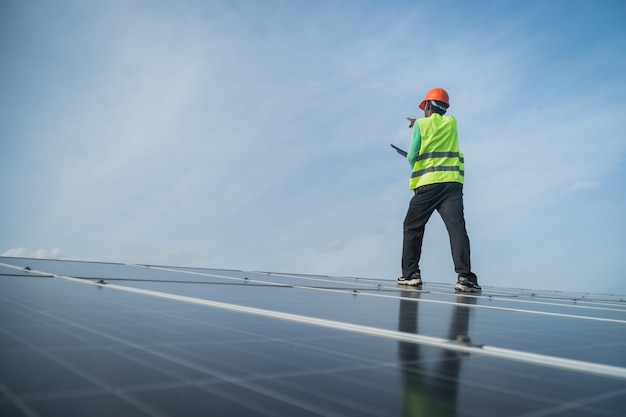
419 88 450 110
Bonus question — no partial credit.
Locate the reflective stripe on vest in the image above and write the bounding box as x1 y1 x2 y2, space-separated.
409 115 464 190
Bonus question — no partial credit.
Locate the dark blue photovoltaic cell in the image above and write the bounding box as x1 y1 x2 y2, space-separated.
1 257 625 416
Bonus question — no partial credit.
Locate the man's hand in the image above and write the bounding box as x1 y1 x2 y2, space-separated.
407 117 416 128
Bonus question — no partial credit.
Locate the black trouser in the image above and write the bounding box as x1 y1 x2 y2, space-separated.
402 182 471 278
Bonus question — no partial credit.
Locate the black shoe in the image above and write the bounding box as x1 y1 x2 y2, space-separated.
397 272 422 286
455 276 481 293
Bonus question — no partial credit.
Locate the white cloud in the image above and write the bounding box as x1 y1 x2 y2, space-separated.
567 181 598 192
2 247 63 259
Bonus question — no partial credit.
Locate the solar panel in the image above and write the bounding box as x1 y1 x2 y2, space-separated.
1 256 625 416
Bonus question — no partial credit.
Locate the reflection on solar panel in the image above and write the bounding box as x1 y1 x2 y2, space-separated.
1 256 625 416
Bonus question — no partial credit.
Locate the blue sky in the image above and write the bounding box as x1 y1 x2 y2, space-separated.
2 0 625 294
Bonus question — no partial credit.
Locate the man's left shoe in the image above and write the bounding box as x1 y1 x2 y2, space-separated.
454 276 482 293
397 272 422 286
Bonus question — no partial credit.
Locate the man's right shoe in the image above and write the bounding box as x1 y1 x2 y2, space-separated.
397 272 422 286
454 276 482 293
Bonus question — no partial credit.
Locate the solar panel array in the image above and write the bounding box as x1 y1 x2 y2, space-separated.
1 256 625 416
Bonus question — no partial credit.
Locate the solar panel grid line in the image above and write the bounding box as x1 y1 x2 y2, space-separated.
18 381 194 404
130 326 412 385
5 258 625 309
96 330 369 416
6 284 401 380
362 292 626 324
0 300 174 394
244 271 626 307
0 313 171 417
121 264 626 320
6 269 626 319
3 322 321 416
5 290 277 384
0 380 39 417
503 296 626 313
4 256 625 302
0 286 358 417
17 280 380 372
156 338 412 412
412 363 595 415
195 382 350 417
175 340 404 417
125 264 293 287
487 289 626 304
508 295 626 307
228 371 396 417
126 263 379 289
569 300 626 308
246 270 385 284
378 287 626 315
5 265 626 382
7 264 626 324
3 262 626 327
2 272 426 384
512 387 626 417
205 342 626 416
498 296 626 310
130 264 626 315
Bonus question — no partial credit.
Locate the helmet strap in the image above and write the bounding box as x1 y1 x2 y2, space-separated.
429 100 447 115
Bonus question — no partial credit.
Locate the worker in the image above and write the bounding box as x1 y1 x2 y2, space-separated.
396 88 481 292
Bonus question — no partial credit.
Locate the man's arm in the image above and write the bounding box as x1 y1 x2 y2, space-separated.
407 121 421 167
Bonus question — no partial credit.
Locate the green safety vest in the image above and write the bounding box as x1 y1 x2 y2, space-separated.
410 115 464 190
